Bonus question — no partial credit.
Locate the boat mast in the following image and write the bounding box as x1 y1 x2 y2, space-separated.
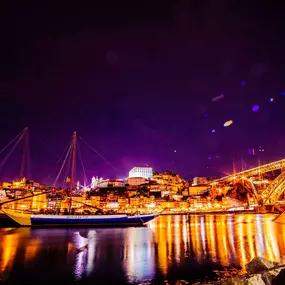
69 131 76 214
20 127 28 179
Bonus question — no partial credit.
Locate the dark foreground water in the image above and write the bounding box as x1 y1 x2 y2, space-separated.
1 214 285 284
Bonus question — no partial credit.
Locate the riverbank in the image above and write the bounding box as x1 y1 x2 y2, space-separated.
161 257 285 284
209 257 285 285
0 210 281 227
161 210 256 215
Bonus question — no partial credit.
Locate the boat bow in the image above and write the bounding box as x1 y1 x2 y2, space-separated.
2 208 31 226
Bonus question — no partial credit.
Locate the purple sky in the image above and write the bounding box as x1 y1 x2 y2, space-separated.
1 1 285 184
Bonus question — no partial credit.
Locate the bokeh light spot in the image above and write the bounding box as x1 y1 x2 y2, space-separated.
212 94 224 102
252 105 259 112
224 120 233 127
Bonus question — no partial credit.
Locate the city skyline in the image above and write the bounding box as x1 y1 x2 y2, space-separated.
0 126 283 185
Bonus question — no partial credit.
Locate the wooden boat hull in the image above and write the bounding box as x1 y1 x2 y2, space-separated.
2 209 157 227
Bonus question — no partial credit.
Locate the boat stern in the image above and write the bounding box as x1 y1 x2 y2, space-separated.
127 213 159 225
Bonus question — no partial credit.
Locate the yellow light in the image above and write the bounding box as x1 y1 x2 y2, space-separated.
224 120 233 127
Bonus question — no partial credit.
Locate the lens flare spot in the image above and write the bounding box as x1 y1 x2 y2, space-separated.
212 94 224 102
224 120 233 127
252 105 259 112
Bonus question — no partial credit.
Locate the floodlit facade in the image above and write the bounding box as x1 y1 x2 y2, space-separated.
188 186 209 196
192 177 208 186
127 177 147 186
108 180 125 187
129 166 153 179
152 172 185 194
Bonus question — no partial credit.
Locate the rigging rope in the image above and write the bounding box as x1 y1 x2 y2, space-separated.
52 143 72 187
33 135 62 161
0 132 25 174
77 141 87 187
20 128 31 178
42 136 73 185
62 146 72 188
79 136 119 172
26 130 32 179
56 137 73 165
0 128 25 157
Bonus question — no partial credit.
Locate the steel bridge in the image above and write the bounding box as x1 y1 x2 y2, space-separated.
209 158 285 205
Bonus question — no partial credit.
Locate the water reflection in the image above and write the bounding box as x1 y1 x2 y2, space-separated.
123 228 155 283
148 214 285 275
73 230 97 280
1 214 285 284
0 230 19 278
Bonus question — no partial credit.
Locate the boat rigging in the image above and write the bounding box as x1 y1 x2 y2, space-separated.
0 130 159 227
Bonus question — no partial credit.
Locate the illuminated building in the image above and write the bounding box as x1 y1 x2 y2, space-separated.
149 183 167 193
118 197 128 206
1 178 43 192
128 196 152 207
130 197 140 207
91 177 96 188
152 171 185 195
107 180 125 187
173 194 183 201
1 181 12 188
192 177 208 186
161 190 170 197
129 166 153 179
188 186 209 196
90 196 101 207
91 176 103 188
159 201 175 208
0 190 7 201
127 177 147 186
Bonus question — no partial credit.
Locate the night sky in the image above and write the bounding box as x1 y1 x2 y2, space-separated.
1 1 285 184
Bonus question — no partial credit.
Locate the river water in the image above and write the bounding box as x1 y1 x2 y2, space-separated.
0 214 285 284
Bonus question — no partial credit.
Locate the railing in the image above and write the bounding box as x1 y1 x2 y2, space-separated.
210 158 285 184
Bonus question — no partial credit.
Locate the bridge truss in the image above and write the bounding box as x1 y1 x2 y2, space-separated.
210 158 285 205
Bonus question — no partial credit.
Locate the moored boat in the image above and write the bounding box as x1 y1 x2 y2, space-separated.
2 208 158 227
1 131 160 227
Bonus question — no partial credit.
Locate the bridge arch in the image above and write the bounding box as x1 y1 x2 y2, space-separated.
261 170 285 204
